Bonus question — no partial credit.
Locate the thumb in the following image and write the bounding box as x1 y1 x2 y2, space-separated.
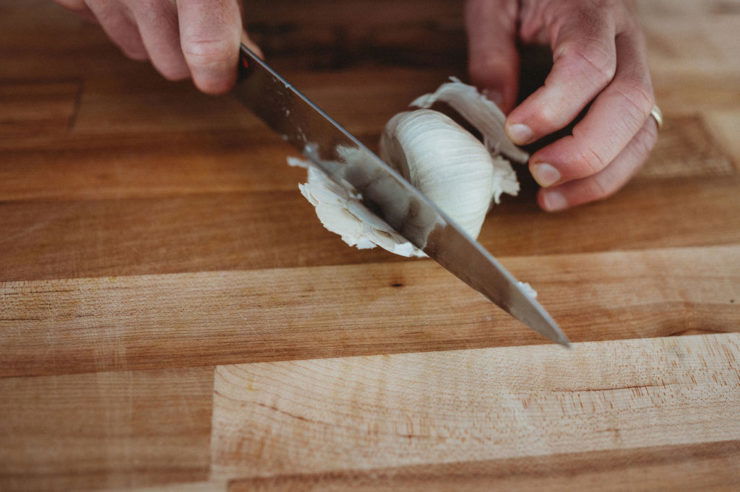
465 0 520 113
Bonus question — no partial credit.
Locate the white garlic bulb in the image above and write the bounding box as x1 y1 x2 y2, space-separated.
290 78 524 257
380 109 495 239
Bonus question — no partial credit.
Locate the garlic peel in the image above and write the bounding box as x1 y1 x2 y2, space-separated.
489 154 520 204
291 158 426 257
411 77 529 164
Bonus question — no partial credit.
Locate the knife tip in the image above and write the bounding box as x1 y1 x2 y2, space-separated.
557 334 572 349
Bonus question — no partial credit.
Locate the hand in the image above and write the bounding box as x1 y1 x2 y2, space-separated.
53 0 262 94
466 0 658 211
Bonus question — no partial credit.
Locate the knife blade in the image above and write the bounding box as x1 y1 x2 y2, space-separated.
233 45 570 346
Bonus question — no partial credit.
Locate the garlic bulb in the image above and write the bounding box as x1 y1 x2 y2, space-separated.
380 109 495 239
290 78 524 257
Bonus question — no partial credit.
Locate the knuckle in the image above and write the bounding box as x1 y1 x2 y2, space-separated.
635 119 659 156
581 175 613 202
569 44 617 84
182 37 235 66
574 142 609 176
614 82 655 129
624 83 654 116
531 103 561 130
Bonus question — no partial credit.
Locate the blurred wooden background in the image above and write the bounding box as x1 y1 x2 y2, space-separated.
1 0 738 490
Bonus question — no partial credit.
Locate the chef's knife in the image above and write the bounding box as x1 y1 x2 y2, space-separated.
233 45 570 346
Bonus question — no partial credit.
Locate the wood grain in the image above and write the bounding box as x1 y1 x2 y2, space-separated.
0 111 731 203
2 245 737 378
1 176 739 282
0 366 214 491
110 482 227 492
637 115 735 179
229 441 740 491
703 110 740 167
0 80 81 137
210 334 740 479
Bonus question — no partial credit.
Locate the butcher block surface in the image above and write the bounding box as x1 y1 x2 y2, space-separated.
1 0 739 490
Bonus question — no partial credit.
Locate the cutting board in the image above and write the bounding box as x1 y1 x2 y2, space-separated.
1 0 739 490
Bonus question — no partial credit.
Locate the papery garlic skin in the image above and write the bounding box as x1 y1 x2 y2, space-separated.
290 157 426 257
411 77 529 164
381 109 496 239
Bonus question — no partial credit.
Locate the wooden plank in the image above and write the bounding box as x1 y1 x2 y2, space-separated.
0 113 730 203
637 115 735 179
484 175 740 257
210 334 740 479
704 110 740 166
108 482 227 492
0 80 81 137
1 175 739 282
1 246 737 378
228 441 740 491
0 133 306 201
0 366 214 491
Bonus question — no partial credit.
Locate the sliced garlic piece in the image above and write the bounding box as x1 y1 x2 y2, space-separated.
411 77 529 164
290 157 426 257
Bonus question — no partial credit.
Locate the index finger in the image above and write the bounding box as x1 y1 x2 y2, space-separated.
177 0 242 94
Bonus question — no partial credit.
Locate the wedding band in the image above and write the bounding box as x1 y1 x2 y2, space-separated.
650 105 663 130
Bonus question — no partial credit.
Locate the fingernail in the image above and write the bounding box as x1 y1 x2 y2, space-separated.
543 190 568 212
531 163 561 187
507 123 533 145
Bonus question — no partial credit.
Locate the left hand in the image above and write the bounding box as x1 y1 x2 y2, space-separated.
466 0 658 211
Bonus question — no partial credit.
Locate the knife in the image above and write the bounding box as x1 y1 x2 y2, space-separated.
233 44 570 346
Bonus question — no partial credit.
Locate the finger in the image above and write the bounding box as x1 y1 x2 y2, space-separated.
84 0 147 61
54 0 97 22
177 0 243 94
505 7 617 145
465 0 520 113
529 29 654 187
235 0 263 58
539 116 658 212
128 0 190 81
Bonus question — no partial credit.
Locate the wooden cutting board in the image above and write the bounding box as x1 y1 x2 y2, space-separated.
1 0 738 490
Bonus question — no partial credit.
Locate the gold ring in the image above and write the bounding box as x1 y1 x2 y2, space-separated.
650 105 663 130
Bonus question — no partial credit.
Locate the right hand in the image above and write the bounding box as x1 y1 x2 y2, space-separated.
53 0 262 94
